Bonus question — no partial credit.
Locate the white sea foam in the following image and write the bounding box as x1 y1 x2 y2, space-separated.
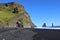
34 27 60 30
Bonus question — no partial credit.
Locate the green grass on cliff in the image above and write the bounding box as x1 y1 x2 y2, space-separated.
0 2 31 26
0 3 23 25
0 4 15 20
0 10 15 25
0 11 15 19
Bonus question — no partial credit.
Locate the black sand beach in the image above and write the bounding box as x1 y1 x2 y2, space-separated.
0 28 60 40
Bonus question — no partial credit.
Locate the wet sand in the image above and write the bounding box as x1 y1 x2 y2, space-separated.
33 29 60 40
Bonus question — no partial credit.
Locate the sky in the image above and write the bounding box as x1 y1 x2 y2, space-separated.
0 0 60 27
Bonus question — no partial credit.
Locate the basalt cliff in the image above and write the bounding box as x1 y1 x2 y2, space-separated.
0 2 36 28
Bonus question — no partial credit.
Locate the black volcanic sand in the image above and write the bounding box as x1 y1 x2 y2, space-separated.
0 28 60 40
33 29 60 40
0 28 36 40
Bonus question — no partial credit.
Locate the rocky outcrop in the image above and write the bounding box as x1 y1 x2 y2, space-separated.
0 2 36 28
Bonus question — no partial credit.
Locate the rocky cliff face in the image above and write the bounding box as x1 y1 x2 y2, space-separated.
0 2 36 28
